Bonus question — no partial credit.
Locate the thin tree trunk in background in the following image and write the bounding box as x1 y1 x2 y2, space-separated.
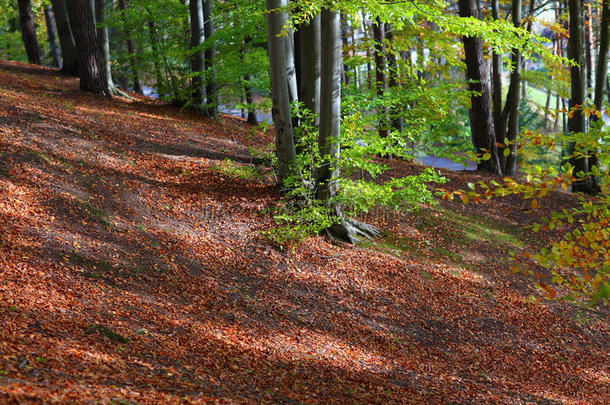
189 0 206 112
94 0 115 92
385 23 403 133
585 3 594 98
568 0 591 193
588 0 609 194
17 0 41 65
503 0 522 176
266 0 296 186
458 0 502 174
147 20 164 97
373 18 388 138
351 18 358 89
242 37 258 124
361 10 372 89
491 0 504 163
67 0 109 96
203 0 218 118
44 5 61 68
50 0 78 75
117 0 141 93
341 13 350 86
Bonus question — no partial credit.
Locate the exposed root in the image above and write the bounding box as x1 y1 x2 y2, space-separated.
325 218 380 244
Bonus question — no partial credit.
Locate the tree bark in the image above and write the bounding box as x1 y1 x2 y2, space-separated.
50 0 78 75
189 0 206 111
491 0 504 163
503 0 522 176
67 0 109 96
94 0 116 93
458 0 502 175
385 23 403 133
567 0 591 192
266 0 296 186
203 0 218 118
44 5 61 68
17 0 41 65
372 18 388 138
298 13 321 127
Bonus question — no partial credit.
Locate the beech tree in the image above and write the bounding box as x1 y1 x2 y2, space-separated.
67 0 110 96
43 5 61 68
17 0 41 65
50 0 78 75
457 0 502 175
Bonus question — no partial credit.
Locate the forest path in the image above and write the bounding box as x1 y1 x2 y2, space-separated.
0 60 608 404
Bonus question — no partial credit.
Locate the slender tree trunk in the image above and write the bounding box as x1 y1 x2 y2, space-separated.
588 0 609 194
189 0 207 112
17 0 41 65
503 0 522 176
44 5 61 68
385 23 403 133
491 0 504 162
266 0 296 186
372 18 388 138
458 0 502 175
242 37 258 124
117 0 142 93
147 20 164 97
67 0 109 96
94 0 116 93
50 0 78 75
568 0 591 192
203 0 218 118
585 3 594 98
341 12 350 86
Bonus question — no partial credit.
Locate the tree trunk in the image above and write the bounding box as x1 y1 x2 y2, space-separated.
203 0 218 118
585 3 594 98
117 0 142 93
341 13 350 86
94 0 117 94
503 0 522 176
50 0 78 75
299 13 321 127
568 0 591 192
458 0 502 175
242 37 258 124
17 0 41 65
266 0 296 187
67 0 109 96
317 9 378 243
44 5 61 68
147 19 164 97
372 18 388 138
588 0 609 194
189 0 206 111
385 23 403 133
491 0 505 163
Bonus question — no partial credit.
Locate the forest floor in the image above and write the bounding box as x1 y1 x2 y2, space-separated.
0 60 608 404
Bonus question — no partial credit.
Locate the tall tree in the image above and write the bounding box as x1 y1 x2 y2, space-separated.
266 0 296 186
189 0 207 112
502 0 523 176
372 18 388 138
317 7 377 243
67 0 109 96
17 0 41 65
203 0 218 118
567 0 590 192
43 5 61 68
94 0 118 94
458 0 502 174
491 0 504 163
50 0 78 75
298 13 321 127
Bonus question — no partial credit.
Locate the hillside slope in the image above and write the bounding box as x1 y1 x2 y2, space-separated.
0 61 608 404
